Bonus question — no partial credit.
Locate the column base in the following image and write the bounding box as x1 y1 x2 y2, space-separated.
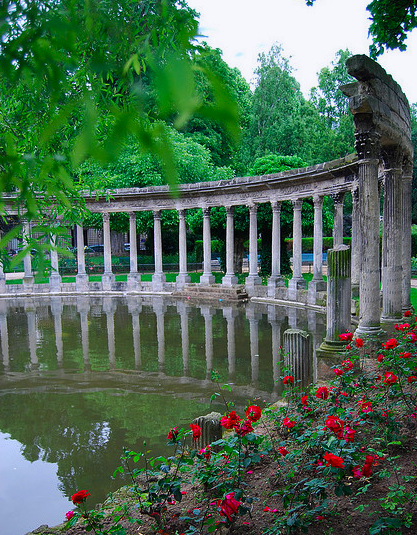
200 273 215 285
354 323 385 341
102 272 115 291
152 272 166 291
267 276 285 297
49 273 62 292
76 273 89 292
127 272 141 291
316 339 347 359
23 276 34 292
176 273 191 289
245 274 262 288
222 273 238 286
288 277 307 291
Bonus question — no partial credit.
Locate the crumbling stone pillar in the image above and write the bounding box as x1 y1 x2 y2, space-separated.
223 206 238 286
351 185 360 296
332 192 345 247
317 245 351 356
283 328 311 385
402 160 413 312
381 148 403 322
192 412 222 450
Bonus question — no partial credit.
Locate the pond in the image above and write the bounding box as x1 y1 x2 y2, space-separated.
0 295 326 535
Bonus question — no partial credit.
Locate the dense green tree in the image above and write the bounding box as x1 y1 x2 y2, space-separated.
304 0 417 56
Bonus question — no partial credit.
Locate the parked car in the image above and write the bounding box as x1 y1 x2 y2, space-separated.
89 244 104 254
124 243 130 252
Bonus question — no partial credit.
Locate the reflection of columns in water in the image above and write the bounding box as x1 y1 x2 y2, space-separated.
103 297 116 369
77 297 90 369
223 307 238 379
268 306 283 397
283 328 311 386
200 306 214 378
0 302 9 369
177 301 190 376
246 306 260 385
127 298 142 370
153 298 166 372
50 297 63 366
25 302 38 369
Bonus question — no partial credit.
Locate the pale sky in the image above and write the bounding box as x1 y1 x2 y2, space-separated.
187 0 417 105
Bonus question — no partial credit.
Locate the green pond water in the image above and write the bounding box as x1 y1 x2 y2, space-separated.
0 295 325 535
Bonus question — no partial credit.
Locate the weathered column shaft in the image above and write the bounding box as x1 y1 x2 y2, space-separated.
313 195 324 281
351 186 360 289
223 206 238 286
402 173 412 311
129 212 138 273
292 199 303 279
248 204 258 277
283 328 311 385
326 245 352 340
103 213 112 274
154 211 163 274
23 219 32 278
178 209 188 275
268 201 285 296
76 224 86 274
49 232 61 292
332 192 345 246
200 208 215 285
382 153 403 320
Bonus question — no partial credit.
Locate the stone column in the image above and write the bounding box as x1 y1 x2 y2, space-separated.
192 412 222 450
75 223 89 291
246 203 261 290
201 306 214 378
283 328 311 386
223 206 238 286
49 233 62 292
0 238 5 294
200 207 215 285
176 209 191 288
308 195 326 300
127 211 141 290
268 200 285 296
317 245 352 356
351 185 360 296
402 161 413 312
355 132 383 337
22 219 34 291
102 213 115 291
332 192 345 246
381 148 403 322
289 199 306 292
152 210 166 290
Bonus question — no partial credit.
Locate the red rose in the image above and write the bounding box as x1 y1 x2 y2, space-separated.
66 511 75 521
342 360 353 370
71 490 90 504
301 394 308 406
383 371 398 385
282 417 296 429
355 338 364 348
384 338 398 350
167 427 179 441
400 352 412 358
235 419 253 437
219 492 240 521
278 446 288 456
408 376 417 383
246 405 262 422
283 375 294 385
338 332 353 342
315 386 329 400
323 452 344 468
377 354 384 362
325 415 344 438
404 310 412 317
199 445 211 460
334 368 344 376
190 423 201 441
220 410 241 429
362 455 374 477
342 426 356 443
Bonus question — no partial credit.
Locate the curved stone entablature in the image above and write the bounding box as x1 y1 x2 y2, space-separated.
83 154 359 213
341 54 412 162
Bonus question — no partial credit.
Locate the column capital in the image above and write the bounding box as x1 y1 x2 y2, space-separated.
313 194 324 208
382 146 403 171
332 191 346 205
178 208 186 219
225 205 234 216
249 203 258 214
153 210 161 220
129 211 136 220
354 130 381 160
202 207 211 218
271 200 282 212
102 212 110 223
292 199 303 211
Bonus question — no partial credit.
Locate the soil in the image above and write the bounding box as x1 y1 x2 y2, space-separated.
28 414 417 535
